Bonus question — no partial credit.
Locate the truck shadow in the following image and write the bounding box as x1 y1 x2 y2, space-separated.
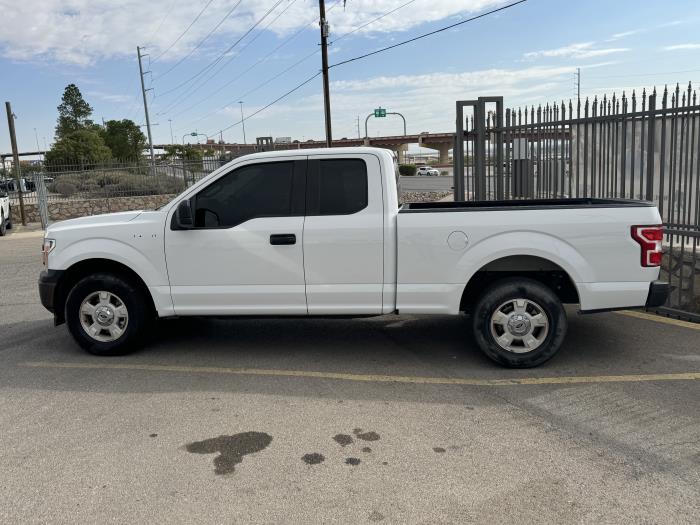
1 310 695 400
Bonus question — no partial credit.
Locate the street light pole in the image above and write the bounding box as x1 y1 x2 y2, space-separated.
168 119 174 144
238 101 246 144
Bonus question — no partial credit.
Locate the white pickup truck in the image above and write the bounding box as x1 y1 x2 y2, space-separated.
39 147 668 367
0 189 11 236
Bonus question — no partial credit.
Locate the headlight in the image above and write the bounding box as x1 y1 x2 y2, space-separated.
41 238 56 266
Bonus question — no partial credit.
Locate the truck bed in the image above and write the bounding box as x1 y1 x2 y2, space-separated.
400 198 654 213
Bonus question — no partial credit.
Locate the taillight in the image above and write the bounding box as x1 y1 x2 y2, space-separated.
631 225 663 267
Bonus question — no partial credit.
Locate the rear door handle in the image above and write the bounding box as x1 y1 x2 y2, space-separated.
270 233 296 245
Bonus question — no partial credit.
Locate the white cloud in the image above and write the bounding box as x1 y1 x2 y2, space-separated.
663 43 700 51
608 29 643 40
199 63 601 141
524 42 629 60
0 0 504 66
86 91 133 103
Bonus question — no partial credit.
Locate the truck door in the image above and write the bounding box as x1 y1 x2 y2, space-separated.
164 157 308 315
303 154 384 314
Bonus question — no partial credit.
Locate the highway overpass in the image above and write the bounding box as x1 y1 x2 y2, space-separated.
156 132 455 164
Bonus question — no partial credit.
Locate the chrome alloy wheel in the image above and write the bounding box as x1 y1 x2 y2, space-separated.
79 291 129 342
489 298 549 353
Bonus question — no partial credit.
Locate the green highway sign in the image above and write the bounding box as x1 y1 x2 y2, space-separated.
374 108 386 118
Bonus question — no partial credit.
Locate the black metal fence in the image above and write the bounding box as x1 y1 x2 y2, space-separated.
455 84 700 320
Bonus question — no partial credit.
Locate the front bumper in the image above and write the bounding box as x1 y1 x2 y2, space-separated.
646 280 669 308
38 269 63 314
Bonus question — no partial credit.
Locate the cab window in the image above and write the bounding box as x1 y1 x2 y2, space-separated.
193 161 296 228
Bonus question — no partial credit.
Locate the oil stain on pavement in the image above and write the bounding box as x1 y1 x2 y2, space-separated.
333 433 354 447
353 429 380 442
185 432 272 475
302 453 325 465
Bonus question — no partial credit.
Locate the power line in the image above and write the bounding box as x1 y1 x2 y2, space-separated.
197 0 500 136
157 0 304 117
329 0 527 70
152 0 216 63
207 72 321 136
330 0 417 44
155 0 287 98
155 0 244 80
169 0 339 121
147 3 175 45
178 0 412 125
184 47 320 125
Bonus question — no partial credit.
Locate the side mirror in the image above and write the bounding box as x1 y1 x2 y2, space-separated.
172 199 194 230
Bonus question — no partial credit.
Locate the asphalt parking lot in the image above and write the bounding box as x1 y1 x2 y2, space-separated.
1 231 699 523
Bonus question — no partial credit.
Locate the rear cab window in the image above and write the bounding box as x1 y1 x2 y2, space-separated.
307 158 368 216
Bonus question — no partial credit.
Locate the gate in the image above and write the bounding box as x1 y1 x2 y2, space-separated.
455 85 700 321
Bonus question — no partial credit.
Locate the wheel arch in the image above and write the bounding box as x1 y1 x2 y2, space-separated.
54 258 157 325
460 254 580 313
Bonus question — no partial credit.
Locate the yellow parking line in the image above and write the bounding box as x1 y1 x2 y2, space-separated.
617 310 700 330
19 361 700 386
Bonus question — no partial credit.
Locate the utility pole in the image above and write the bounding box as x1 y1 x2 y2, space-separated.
318 0 333 147
575 67 581 102
5 102 26 225
238 101 247 144
356 116 360 139
137 46 156 174
168 119 174 144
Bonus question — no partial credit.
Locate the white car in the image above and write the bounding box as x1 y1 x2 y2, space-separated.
0 190 11 236
416 166 440 176
38 147 667 368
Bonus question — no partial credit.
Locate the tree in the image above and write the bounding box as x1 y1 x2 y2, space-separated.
55 84 94 139
100 119 147 159
45 129 111 169
163 144 205 161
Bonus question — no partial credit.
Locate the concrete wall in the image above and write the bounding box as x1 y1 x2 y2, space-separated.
10 194 176 223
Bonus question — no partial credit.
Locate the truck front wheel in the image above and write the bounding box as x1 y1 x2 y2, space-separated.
472 277 567 368
65 273 149 356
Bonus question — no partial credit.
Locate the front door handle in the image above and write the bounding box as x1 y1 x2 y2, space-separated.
270 233 296 245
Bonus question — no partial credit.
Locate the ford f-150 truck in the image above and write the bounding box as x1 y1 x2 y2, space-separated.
38 147 668 367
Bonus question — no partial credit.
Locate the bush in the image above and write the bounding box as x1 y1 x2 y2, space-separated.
47 169 187 199
53 181 78 197
399 164 417 176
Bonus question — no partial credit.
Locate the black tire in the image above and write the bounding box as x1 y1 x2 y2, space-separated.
65 272 149 356
472 277 567 368
0 210 6 236
6 206 11 229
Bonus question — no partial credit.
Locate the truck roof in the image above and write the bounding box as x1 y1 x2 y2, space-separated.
236 146 394 160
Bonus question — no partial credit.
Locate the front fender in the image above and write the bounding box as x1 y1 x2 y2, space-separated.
51 238 168 288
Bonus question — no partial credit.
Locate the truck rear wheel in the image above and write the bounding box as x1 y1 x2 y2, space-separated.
472 277 567 368
0 210 6 236
65 273 149 356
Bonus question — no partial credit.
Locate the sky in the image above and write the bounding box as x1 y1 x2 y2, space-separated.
1 0 700 153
